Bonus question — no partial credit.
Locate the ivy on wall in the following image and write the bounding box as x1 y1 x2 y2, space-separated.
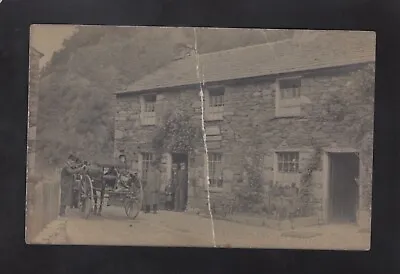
305 64 375 214
151 109 203 165
298 145 323 216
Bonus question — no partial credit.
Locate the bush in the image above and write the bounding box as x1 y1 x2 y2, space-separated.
233 186 265 213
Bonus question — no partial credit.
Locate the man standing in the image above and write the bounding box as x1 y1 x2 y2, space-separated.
59 155 84 216
143 163 161 214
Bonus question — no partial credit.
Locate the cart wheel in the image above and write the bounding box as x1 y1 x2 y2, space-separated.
80 174 93 219
124 198 140 219
83 197 92 219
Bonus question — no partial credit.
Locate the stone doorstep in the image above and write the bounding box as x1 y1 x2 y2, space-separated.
196 212 320 230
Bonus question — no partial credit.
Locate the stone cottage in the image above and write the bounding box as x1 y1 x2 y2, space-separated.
114 31 375 225
27 47 44 175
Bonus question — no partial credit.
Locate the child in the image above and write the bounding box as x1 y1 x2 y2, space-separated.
164 183 174 210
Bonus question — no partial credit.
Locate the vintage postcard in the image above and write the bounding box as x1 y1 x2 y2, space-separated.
26 25 375 250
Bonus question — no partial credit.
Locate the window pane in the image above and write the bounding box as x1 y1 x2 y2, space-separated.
145 102 155 112
277 152 299 173
209 88 225 108
279 79 301 99
280 78 301 89
208 153 222 187
142 153 153 181
143 95 156 113
284 162 289 172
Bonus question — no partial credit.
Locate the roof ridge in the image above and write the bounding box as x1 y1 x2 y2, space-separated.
198 38 295 57
121 31 375 94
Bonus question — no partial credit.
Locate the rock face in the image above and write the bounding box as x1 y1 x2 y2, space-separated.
115 63 374 222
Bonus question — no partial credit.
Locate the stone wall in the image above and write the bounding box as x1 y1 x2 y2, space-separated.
115 64 374 217
27 48 43 175
26 172 61 243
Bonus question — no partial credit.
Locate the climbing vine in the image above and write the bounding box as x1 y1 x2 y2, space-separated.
232 133 266 213
299 145 323 217
305 63 375 215
151 109 202 165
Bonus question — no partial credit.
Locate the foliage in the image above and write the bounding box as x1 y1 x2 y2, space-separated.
305 63 375 213
232 134 266 213
298 146 323 216
350 64 375 212
340 64 375 213
36 27 293 168
151 110 202 165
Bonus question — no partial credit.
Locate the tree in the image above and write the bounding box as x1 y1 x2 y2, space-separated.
35 27 300 168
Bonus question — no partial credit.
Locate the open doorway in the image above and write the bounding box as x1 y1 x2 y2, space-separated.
328 152 360 223
172 153 189 211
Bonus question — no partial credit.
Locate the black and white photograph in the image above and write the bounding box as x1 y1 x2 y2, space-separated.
26 25 375 250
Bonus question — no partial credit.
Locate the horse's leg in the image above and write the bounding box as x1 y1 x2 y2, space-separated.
93 188 98 215
277 210 282 230
276 201 282 230
98 185 105 216
289 213 295 230
274 206 281 230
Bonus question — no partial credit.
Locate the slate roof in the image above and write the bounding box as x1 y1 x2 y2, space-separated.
119 31 375 95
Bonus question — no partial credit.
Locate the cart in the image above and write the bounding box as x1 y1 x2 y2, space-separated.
73 162 143 220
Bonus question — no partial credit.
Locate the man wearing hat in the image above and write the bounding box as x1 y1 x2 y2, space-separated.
59 154 84 216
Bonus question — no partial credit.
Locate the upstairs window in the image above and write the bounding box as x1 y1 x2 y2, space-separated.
206 87 224 121
140 94 157 125
275 77 302 117
279 78 301 99
209 87 225 108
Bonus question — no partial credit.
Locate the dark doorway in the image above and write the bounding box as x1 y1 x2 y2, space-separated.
328 152 359 223
172 153 189 210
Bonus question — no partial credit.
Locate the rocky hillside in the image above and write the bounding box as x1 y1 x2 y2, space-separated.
36 27 295 167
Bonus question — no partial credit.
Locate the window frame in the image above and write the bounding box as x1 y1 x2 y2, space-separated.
140 152 153 183
140 94 157 126
209 87 225 108
275 76 303 117
208 152 223 189
279 78 302 100
276 151 300 174
206 86 225 121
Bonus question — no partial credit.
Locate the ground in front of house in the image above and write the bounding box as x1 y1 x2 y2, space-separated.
31 206 370 250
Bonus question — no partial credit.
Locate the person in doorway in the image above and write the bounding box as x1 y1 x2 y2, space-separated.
171 164 179 211
175 162 188 212
164 183 174 210
59 155 84 216
143 163 161 214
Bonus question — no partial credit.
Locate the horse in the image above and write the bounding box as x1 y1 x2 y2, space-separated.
85 162 107 216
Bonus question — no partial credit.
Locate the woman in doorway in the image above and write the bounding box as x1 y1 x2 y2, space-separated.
172 163 180 211
175 162 188 212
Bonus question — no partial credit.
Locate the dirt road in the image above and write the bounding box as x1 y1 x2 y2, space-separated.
33 206 370 250
30 207 370 250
